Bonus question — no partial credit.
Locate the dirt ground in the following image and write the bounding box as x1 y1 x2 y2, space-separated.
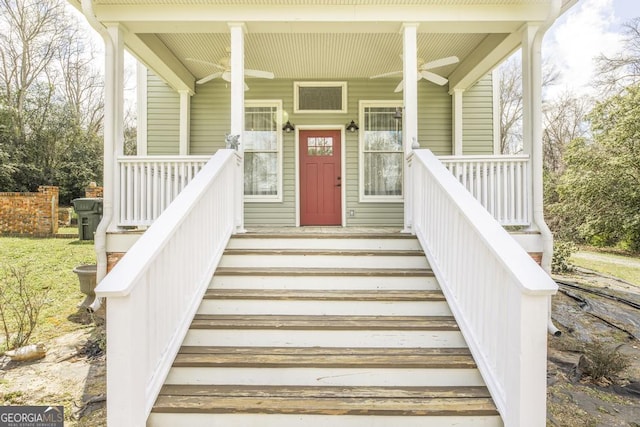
548 268 640 426
0 269 639 426
0 311 106 426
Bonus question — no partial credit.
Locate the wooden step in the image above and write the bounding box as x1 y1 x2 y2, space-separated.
190 314 458 331
227 234 423 251
203 289 445 301
214 267 433 277
153 384 498 416
218 249 429 269
174 346 475 369
198 288 451 316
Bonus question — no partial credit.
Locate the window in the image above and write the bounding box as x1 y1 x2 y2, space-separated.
359 101 403 201
244 100 283 202
294 82 347 114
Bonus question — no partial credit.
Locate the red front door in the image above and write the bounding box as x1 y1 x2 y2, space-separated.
300 130 342 226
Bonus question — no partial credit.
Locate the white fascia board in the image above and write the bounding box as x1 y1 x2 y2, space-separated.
126 33 195 94
448 31 521 92
93 4 551 33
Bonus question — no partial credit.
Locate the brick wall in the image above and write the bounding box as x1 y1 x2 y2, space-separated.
85 183 104 199
0 186 59 236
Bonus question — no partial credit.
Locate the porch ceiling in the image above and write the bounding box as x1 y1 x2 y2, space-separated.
73 0 577 93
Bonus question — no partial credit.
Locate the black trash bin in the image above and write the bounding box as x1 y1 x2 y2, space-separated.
72 198 103 240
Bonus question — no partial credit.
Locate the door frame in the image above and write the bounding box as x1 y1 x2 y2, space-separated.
295 125 346 227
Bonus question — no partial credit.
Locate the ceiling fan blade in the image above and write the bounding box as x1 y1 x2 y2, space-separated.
245 69 274 79
196 71 223 85
394 80 404 93
186 57 226 70
421 56 459 70
222 71 231 82
370 70 403 79
420 71 448 86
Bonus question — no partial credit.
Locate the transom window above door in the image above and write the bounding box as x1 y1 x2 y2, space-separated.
244 100 283 202
359 100 403 202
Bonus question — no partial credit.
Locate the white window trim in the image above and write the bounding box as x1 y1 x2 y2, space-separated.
244 99 283 203
359 100 404 203
294 81 348 114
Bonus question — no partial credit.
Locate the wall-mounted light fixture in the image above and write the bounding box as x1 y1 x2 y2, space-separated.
282 120 295 133
393 107 403 120
346 120 359 133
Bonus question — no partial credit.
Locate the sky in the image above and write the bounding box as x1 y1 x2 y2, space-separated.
544 0 640 98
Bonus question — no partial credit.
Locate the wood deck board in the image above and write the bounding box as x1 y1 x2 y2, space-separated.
189 315 459 330
223 249 425 256
214 267 434 276
178 346 472 356
152 395 498 416
158 384 492 399
203 289 444 301
172 353 476 368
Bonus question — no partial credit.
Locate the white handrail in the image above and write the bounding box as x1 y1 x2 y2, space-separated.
117 155 211 227
439 155 530 226
96 149 240 426
411 149 556 427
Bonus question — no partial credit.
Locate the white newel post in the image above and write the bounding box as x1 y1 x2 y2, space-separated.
452 89 464 155
402 23 419 233
229 22 246 233
179 90 191 155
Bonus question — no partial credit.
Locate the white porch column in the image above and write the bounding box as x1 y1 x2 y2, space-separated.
229 22 245 232
402 23 419 233
452 88 464 155
179 90 191 155
522 26 542 231
106 24 125 233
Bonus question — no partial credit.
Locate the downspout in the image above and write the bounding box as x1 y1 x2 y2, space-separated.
532 0 561 336
81 0 113 311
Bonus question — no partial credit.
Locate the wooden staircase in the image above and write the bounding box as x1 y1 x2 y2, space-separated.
147 232 503 427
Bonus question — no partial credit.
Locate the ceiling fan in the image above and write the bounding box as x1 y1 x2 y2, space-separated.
186 50 275 90
370 55 459 92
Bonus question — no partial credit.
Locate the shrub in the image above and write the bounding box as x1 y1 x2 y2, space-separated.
552 240 577 273
0 265 50 351
581 340 631 381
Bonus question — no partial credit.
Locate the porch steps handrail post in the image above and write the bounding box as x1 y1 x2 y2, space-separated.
96 149 240 426
411 149 557 427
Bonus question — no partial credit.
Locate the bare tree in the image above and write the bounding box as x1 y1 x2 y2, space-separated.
57 31 104 135
542 92 591 173
0 0 70 140
596 17 640 94
496 54 559 154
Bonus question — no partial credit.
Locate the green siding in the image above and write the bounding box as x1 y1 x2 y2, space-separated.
462 74 495 155
146 72 495 226
147 72 180 155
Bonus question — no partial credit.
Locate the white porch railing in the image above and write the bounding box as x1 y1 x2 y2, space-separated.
410 149 556 427
96 149 241 426
118 155 211 226
439 155 530 226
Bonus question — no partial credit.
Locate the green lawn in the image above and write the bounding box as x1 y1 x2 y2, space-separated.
0 236 96 347
571 250 640 286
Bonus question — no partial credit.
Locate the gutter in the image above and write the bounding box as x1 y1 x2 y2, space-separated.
531 0 562 336
81 0 114 310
